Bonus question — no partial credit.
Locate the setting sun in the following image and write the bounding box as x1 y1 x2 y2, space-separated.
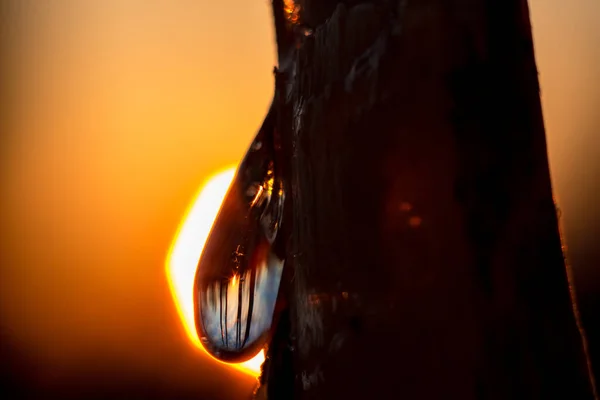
166 167 265 377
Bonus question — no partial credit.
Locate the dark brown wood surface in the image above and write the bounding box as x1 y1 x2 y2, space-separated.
261 1 598 398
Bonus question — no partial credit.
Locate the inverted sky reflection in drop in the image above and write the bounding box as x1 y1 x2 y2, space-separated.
194 106 285 363
199 252 283 358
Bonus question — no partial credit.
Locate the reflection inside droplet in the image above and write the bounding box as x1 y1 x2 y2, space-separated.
199 253 284 360
194 106 285 363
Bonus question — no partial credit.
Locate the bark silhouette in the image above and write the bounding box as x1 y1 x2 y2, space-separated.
258 1 597 399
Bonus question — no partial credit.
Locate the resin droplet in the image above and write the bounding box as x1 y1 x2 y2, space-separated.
194 106 285 363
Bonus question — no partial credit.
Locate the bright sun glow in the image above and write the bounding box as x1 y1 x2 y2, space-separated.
166 166 265 377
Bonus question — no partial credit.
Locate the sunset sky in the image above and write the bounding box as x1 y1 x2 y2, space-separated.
0 1 599 398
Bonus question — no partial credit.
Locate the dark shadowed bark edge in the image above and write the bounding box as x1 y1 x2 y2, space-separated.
258 1 598 399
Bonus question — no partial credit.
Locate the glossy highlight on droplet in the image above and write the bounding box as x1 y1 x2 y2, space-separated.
194 105 285 363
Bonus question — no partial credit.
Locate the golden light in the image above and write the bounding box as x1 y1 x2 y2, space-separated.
166 166 265 377
283 0 301 24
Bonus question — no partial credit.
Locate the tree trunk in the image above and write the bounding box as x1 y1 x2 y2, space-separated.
261 0 597 398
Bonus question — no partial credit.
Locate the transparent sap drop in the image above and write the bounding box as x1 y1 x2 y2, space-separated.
194 107 285 363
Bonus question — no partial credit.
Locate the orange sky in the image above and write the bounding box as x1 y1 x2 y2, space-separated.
0 0 599 397
0 1 275 396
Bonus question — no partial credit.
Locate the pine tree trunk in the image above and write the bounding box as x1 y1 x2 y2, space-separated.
262 1 597 398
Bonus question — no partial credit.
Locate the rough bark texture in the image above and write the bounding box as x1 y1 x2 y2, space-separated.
262 0 597 398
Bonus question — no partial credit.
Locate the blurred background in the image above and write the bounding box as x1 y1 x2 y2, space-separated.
0 1 598 399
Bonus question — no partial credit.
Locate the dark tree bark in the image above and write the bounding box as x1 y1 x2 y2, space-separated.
259 0 598 398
